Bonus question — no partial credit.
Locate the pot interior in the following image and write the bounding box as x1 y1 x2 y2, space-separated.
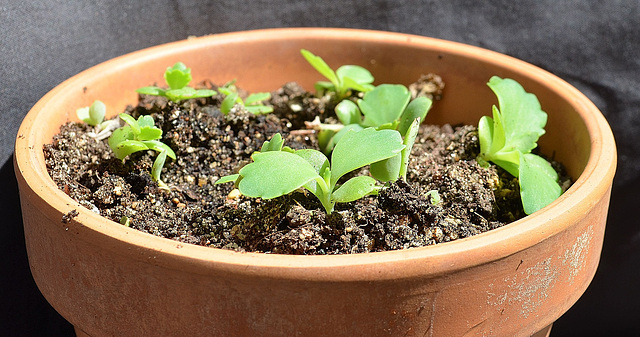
33 30 592 184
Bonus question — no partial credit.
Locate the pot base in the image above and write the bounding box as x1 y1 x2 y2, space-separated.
73 324 553 337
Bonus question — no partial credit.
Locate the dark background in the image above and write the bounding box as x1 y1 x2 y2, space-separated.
2 1 638 336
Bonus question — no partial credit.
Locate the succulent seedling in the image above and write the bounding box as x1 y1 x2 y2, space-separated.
218 81 273 115
108 113 176 187
136 62 216 103
76 100 120 140
308 84 432 182
477 76 562 214
217 129 405 214
300 49 375 100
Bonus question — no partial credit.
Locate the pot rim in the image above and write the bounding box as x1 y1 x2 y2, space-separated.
15 27 617 281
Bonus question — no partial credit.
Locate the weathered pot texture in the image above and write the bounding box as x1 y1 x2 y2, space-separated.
15 28 616 337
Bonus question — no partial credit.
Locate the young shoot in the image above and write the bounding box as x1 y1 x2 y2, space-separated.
309 84 432 182
216 128 405 214
136 62 216 103
108 113 176 188
477 76 562 215
300 49 375 100
218 81 273 115
76 100 120 140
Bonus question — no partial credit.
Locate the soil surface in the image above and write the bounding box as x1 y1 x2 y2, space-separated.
44 76 570 255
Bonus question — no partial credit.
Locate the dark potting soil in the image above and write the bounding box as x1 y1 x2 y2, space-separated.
44 76 570 255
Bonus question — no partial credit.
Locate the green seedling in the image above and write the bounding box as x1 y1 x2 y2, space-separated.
310 84 432 182
218 81 273 115
301 49 375 99
217 128 405 213
76 100 121 140
477 76 562 214
136 62 216 102
108 113 176 187
76 100 106 127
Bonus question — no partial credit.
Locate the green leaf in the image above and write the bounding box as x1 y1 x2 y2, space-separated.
76 107 90 125
237 151 321 199
341 77 374 94
369 154 401 182
330 127 404 187
358 84 411 127
245 92 271 105
336 65 375 95
478 115 494 156
119 113 140 135
142 140 176 159
136 86 166 96
88 100 106 126
314 81 335 94
294 149 330 174
191 89 217 99
215 174 240 185
487 76 547 154
221 92 239 114
398 97 431 135
137 115 155 128
335 100 362 125
321 123 364 155
260 133 284 152
336 65 374 88
164 62 192 90
332 176 377 203
165 87 196 102
519 153 562 215
245 105 274 115
300 49 339 89
113 139 149 160
108 126 134 153
317 129 336 154
295 149 331 198
151 150 168 182
399 117 421 180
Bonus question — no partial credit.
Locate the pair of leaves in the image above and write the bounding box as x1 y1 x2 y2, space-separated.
318 84 431 182
218 83 273 115
219 128 405 213
477 76 562 214
76 100 106 127
108 113 176 182
320 84 431 154
136 62 216 102
300 49 375 99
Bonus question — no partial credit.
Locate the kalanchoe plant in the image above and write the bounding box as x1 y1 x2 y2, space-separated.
136 62 216 103
309 84 432 182
477 76 562 214
300 49 375 100
76 100 120 140
108 113 176 188
217 128 405 214
218 81 273 115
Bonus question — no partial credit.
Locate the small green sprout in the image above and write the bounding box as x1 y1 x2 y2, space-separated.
76 100 121 140
300 49 375 99
77 100 106 126
108 113 176 187
425 190 441 205
309 84 432 182
217 128 405 214
477 76 562 215
218 81 273 115
136 62 216 103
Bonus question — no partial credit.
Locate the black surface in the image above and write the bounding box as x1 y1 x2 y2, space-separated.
2 1 638 336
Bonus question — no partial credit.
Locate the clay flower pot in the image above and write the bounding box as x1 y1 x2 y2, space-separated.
15 28 616 337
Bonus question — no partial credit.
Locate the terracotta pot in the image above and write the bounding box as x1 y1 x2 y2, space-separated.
15 28 616 337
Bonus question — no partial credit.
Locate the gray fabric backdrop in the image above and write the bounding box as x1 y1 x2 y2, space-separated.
2 1 638 335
